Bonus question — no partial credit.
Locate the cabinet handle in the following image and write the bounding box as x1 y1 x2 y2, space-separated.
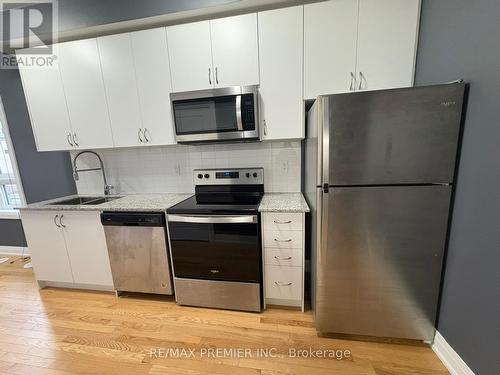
275 281 293 286
215 67 219 85
263 120 267 136
273 220 292 224
138 128 144 143
208 67 212 85
59 214 66 228
274 238 292 243
274 256 292 260
67 133 73 147
358 71 364 90
349 72 356 91
144 128 150 143
54 214 61 228
72 133 79 147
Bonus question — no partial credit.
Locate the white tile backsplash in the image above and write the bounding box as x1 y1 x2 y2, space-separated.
71 141 301 195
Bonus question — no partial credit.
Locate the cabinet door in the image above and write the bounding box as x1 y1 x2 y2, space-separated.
20 211 73 283
356 0 420 91
167 21 214 92
210 13 259 88
61 211 113 287
131 28 176 146
58 38 114 149
98 33 142 148
304 0 359 99
17 52 73 151
258 6 304 140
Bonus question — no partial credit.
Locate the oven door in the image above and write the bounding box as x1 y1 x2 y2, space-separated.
171 86 259 143
167 214 261 283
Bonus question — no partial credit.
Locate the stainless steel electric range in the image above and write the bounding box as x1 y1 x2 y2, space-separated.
166 168 264 312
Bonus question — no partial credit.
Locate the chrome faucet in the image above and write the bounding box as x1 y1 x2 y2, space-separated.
72 151 113 195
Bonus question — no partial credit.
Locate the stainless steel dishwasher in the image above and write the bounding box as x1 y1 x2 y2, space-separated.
101 212 173 295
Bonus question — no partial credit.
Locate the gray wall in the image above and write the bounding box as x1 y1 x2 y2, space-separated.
416 1 500 374
56 0 236 31
0 219 27 247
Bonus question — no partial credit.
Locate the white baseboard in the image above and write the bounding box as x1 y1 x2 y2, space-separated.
433 331 475 375
0 246 30 256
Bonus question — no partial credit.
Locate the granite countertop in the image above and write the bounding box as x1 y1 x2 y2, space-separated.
17 193 192 212
258 193 310 213
18 192 310 213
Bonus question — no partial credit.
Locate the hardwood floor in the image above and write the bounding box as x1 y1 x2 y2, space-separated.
0 255 449 375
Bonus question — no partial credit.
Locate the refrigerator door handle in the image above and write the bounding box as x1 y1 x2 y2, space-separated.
317 188 329 265
322 97 330 187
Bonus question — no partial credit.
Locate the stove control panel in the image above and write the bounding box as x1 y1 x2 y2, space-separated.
194 168 264 185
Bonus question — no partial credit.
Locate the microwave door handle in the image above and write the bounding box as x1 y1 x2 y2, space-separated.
235 95 243 131
167 214 257 224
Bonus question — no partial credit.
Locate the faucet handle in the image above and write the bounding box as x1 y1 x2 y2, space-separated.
104 184 114 195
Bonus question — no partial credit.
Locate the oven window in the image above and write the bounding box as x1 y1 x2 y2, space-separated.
173 95 238 135
169 221 261 283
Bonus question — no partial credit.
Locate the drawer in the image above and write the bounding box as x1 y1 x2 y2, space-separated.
264 248 303 267
263 230 303 249
265 265 302 300
263 212 303 231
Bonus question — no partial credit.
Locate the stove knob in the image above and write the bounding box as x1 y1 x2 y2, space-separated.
197 173 203 179
253 172 258 178
204 173 210 179
246 172 250 178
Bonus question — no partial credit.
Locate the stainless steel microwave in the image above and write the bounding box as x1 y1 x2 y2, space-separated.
170 85 259 143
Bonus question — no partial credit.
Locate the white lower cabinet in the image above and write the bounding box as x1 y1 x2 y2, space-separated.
60 211 113 286
265 265 303 301
20 210 113 289
20 211 74 283
262 212 305 311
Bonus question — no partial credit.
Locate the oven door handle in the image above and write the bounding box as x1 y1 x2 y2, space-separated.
167 214 257 224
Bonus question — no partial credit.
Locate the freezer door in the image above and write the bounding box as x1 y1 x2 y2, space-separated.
323 84 465 185
315 185 451 341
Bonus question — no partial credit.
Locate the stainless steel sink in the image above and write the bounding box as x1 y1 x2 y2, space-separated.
48 196 122 206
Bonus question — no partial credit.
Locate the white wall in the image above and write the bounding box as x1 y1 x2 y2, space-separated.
72 141 301 195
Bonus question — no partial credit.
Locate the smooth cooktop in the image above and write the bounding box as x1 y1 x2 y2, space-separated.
166 194 263 215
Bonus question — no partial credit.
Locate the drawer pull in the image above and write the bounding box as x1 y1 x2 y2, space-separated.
274 238 292 242
274 256 292 260
273 220 292 224
275 281 293 286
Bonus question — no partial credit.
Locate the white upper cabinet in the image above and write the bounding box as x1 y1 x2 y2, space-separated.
98 33 142 148
58 38 114 149
304 0 359 99
130 28 176 146
304 0 420 98
210 13 259 88
167 21 214 92
167 15 259 92
258 6 304 140
356 0 420 91
18 52 73 151
17 3 421 150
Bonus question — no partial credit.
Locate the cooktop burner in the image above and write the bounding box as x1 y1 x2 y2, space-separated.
167 168 264 215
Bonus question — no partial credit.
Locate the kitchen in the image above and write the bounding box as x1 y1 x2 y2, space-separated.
0 1 497 375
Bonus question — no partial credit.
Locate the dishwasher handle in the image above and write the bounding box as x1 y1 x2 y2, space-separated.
101 212 165 227
167 214 257 224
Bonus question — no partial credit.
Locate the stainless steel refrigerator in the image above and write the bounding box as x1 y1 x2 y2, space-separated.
304 83 467 342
